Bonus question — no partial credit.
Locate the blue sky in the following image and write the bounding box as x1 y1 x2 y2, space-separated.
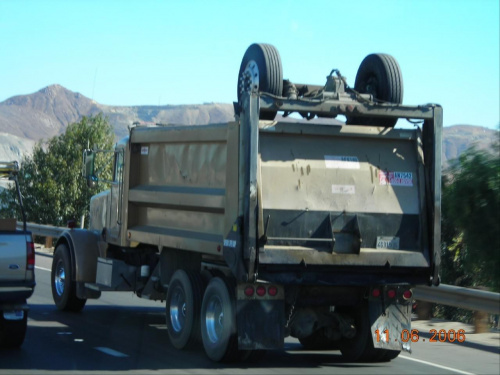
0 0 498 129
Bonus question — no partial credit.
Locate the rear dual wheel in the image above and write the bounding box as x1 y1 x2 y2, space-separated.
299 329 339 350
200 276 239 362
166 269 204 349
339 304 400 362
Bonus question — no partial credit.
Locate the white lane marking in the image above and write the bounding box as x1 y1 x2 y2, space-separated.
95 347 129 358
35 266 51 272
400 355 476 375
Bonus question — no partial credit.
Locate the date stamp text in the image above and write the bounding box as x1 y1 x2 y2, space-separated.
375 329 467 343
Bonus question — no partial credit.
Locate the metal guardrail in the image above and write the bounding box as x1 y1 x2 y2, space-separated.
17 222 500 314
414 284 500 315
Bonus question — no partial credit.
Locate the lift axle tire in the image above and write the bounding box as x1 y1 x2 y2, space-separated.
238 43 283 120
348 53 403 127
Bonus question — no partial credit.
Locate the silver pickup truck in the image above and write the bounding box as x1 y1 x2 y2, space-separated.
0 161 35 348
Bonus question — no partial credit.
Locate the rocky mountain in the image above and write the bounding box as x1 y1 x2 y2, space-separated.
0 85 497 169
0 85 235 142
442 125 497 164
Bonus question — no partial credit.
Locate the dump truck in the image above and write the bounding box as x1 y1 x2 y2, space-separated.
0 161 35 348
50 43 442 362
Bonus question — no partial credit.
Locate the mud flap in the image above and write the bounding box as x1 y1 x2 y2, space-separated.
236 299 285 350
369 300 412 352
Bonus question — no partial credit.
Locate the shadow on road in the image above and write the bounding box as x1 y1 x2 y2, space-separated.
0 304 384 373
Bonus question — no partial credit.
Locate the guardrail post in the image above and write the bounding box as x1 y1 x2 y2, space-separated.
474 310 489 333
416 300 433 320
45 236 53 249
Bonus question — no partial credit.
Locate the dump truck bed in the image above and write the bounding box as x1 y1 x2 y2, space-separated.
117 106 438 286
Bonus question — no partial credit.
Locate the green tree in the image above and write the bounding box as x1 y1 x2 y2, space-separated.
0 114 115 227
441 141 500 292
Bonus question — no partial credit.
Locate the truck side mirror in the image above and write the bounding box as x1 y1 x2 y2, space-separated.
83 149 97 188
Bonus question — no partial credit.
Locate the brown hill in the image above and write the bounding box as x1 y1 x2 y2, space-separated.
442 125 498 166
0 84 235 141
0 85 101 140
0 85 497 168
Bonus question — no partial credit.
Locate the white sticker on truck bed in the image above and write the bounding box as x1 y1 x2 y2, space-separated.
376 236 400 250
332 185 355 194
141 146 149 155
379 171 413 187
325 155 360 169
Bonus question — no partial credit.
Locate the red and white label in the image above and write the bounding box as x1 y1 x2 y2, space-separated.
379 171 413 187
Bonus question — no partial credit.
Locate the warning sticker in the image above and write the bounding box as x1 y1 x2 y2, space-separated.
141 146 149 156
379 171 413 187
332 185 356 194
325 155 360 169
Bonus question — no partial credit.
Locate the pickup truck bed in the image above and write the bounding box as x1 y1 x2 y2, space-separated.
0 162 35 348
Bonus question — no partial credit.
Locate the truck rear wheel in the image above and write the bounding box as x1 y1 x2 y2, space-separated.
51 244 86 312
200 276 238 362
339 305 379 362
299 329 339 350
238 43 283 120
379 349 401 361
0 310 27 348
348 53 403 127
339 305 401 362
166 269 204 349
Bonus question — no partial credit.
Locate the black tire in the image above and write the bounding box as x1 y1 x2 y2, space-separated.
201 277 239 362
166 270 204 349
339 305 399 363
51 244 86 312
237 43 283 120
0 310 28 348
349 53 403 127
339 309 370 362
239 349 267 363
379 349 401 361
339 305 380 362
299 330 339 350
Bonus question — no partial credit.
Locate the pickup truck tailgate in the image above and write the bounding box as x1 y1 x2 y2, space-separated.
0 233 30 282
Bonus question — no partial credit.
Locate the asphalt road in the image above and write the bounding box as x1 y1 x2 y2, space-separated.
0 253 498 374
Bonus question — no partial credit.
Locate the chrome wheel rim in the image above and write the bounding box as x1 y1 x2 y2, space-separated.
54 260 65 296
238 60 259 97
170 286 186 333
205 294 224 344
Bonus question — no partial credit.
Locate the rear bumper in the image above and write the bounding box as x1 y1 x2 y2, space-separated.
0 281 36 303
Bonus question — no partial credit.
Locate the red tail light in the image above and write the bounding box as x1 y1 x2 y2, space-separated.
403 289 413 300
244 286 255 297
387 289 397 299
256 285 266 297
372 288 381 298
268 286 278 297
26 239 35 270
